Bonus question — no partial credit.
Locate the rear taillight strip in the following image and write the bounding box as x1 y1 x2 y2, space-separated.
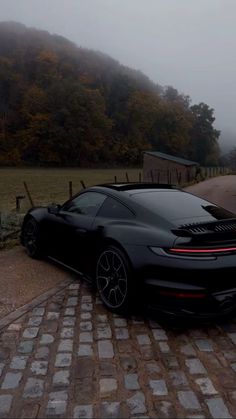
169 247 236 254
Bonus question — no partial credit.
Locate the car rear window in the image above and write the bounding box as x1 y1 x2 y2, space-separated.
131 190 235 224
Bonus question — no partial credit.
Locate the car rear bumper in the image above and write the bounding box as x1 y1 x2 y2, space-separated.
144 278 236 319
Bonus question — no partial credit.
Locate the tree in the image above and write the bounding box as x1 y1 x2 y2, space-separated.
189 103 220 165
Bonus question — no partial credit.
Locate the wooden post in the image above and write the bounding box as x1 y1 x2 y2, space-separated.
126 172 129 182
16 195 25 212
69 181 73 198
80 180 86 189
23 182 34 207
139 172 141 182
114 175 117 183
157 171 160 184
150 170 154 182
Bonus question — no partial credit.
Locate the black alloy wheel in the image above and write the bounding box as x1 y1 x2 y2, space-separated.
96 246 131 312
22 218 42 258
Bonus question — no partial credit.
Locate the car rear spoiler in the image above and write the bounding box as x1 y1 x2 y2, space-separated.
172 218 236 238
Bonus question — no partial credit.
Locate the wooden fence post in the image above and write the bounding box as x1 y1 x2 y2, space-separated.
23 182 34 207
69 181 73 198
126 172 129 182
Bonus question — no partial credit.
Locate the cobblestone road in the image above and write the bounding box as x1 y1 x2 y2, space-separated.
0 277 236 418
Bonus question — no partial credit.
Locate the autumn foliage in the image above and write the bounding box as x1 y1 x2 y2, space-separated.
0 22 220 167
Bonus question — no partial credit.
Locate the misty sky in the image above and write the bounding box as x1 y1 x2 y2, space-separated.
0 0 236 150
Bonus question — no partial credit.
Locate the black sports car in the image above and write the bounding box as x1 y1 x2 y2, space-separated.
21 183 236 318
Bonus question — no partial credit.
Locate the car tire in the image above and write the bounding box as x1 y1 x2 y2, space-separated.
22 217 43 259
96 245 135 313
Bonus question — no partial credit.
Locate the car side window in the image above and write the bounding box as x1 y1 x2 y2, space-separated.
62 192 106 216
97 197 134 219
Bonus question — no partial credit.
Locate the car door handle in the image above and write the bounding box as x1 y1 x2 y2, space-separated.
76 228 87 235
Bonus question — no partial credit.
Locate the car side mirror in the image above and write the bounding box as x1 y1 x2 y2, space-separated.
48 204 61 215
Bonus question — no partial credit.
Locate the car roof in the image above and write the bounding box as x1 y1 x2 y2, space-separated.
97 182 179 192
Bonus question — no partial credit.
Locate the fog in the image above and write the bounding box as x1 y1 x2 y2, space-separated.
0 0 236 151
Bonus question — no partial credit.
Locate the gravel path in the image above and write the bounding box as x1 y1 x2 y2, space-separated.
0 247 69 319
186 175 236 214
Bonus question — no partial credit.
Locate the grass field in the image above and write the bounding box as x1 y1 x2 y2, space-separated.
0 167 142 211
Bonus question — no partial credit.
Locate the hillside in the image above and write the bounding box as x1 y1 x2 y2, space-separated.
0 22 220 166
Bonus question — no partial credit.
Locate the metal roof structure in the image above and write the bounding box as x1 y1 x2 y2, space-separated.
144 151 199 167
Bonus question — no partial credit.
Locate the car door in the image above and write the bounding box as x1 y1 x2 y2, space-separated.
47 191 107 272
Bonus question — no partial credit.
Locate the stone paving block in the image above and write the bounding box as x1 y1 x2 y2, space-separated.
66 297 78 307
99 362 116 377
98 340 114 358
137 334 151 345
53 370 70 386
47 391 68 416
55 353 72 367
100 402 120 418
195 339 213 352
81 295 92 303
28 317 42 327
65 308 75 316
149 319 161 328
125 373 140 390
196 377 218 395
30 361 48 375
1 372 22 389
185 358 207 374
97 314 108 322
152 329 168 341
97 324 112 339
119 356 137 373
163 355 179 369
80 321 93 331
10 355 28 370
23 378 44 398
74 404 93 418
169 371 188 387
150 379 168 396
180 343 197 356
114 318 127 327
7 323 22 331
47 312 60 320
69 290 78 296
100 378 117 394
58 339 73 352
206 397 232 418
69 283 80 290
0 395 13 415
228 333 236 345
159 341 170 353
18 340 34 354
40 334 54 345
127 391 146 415
78 344 93 357
23 327 39 339
79 332 93 343
154 400 176 418
35 346 49 360
146 362 161 375
32 307 45 316
81 303 93 311
81 312 91 320
63 317 76 326
115 328 129 340
178 391 201 410
61 327 74 338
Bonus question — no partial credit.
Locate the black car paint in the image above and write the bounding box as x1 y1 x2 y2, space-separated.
21 184 236 318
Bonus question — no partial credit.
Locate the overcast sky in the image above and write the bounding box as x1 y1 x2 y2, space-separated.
0 0 236 150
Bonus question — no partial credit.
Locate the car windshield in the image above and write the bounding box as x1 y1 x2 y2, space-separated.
131 190 235 225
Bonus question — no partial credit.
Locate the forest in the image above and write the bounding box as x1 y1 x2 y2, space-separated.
0 22 220 167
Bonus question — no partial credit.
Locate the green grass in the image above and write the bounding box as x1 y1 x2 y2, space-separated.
0 167 142 211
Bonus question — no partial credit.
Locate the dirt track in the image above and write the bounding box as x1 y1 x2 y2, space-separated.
186 175 236 213
0 175 236 319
